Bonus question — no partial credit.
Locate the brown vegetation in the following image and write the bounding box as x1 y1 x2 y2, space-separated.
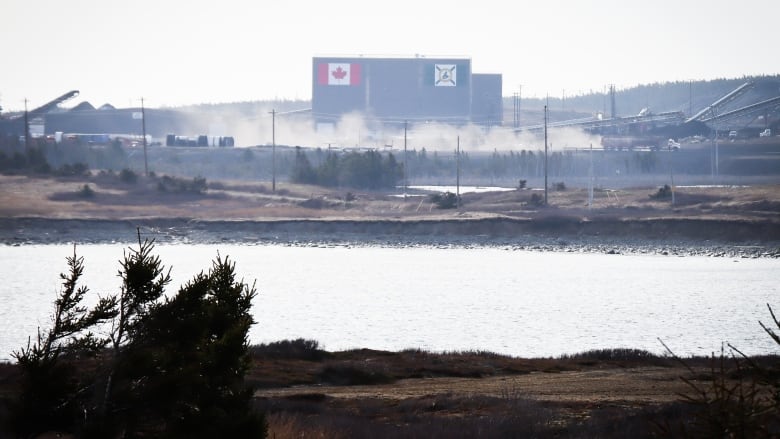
2 174 779 249
2 341 777 437
249 345 775 437
1 173 779 223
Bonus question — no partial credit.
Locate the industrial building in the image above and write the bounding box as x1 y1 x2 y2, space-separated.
311 56 503 129
0 90 236 148
2 56 504 147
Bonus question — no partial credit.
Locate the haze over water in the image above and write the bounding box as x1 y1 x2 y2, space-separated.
2 244 778 361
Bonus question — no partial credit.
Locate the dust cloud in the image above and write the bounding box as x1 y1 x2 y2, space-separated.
182 110 601 153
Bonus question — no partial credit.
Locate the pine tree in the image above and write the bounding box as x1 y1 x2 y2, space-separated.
116 254 265 437
97 231 172 431
291 146 316 184
10 247 117 437
11 233 267 438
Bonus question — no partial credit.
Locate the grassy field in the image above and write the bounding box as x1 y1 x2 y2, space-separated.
1 172 779 223
248 342 778 437
2 340 775 438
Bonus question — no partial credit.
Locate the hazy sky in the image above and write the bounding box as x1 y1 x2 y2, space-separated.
1 0 777 111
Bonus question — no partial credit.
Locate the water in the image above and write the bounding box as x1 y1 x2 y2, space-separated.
1 244 778 361
407 185 516 193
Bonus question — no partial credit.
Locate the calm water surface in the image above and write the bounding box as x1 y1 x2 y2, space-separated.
1 244 777 361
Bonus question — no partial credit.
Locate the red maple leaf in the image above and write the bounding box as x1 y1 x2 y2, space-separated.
332 67 348 80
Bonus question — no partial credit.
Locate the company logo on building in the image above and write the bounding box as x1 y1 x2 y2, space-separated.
434 64 457 87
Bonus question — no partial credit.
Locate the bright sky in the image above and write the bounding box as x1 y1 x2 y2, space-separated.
1 0 777 111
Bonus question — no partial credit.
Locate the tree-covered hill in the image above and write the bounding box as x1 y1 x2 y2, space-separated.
507 75 780 124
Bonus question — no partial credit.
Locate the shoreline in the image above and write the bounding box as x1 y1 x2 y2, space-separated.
2 216 779 258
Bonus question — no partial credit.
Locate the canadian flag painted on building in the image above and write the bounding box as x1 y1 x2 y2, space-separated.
318 63 361 86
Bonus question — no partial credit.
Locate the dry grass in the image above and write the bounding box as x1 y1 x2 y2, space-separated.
1 173 779 223
249 346 742 438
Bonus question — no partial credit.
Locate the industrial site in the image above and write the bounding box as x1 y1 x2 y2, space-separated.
2 57 780 439
1 57 779 190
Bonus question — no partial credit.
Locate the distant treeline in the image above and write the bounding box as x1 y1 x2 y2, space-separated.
2 139 770 189
291 147 403 190
285 146 690 188
176 99 310 117
0 140 711 188
0 137 128 173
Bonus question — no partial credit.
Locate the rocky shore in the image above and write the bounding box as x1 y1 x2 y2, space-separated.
2 216 778 258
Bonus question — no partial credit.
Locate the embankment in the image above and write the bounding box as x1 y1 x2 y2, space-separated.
1 216 778 257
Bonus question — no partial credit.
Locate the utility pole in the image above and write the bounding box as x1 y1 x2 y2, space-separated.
714 119 719 180
544 104 548 205
270 109 276 192
23 98 29 150
518 85 521 128
456 135 460 209
669 142 676 205
711 109 718 182
609 84 616 119
688 80 693 118
403 120 408 197
562 89 565 111
588 143 593 209
141 97 148 177
511 86 522 129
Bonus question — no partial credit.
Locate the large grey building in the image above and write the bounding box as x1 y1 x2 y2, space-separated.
312 56 502 129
